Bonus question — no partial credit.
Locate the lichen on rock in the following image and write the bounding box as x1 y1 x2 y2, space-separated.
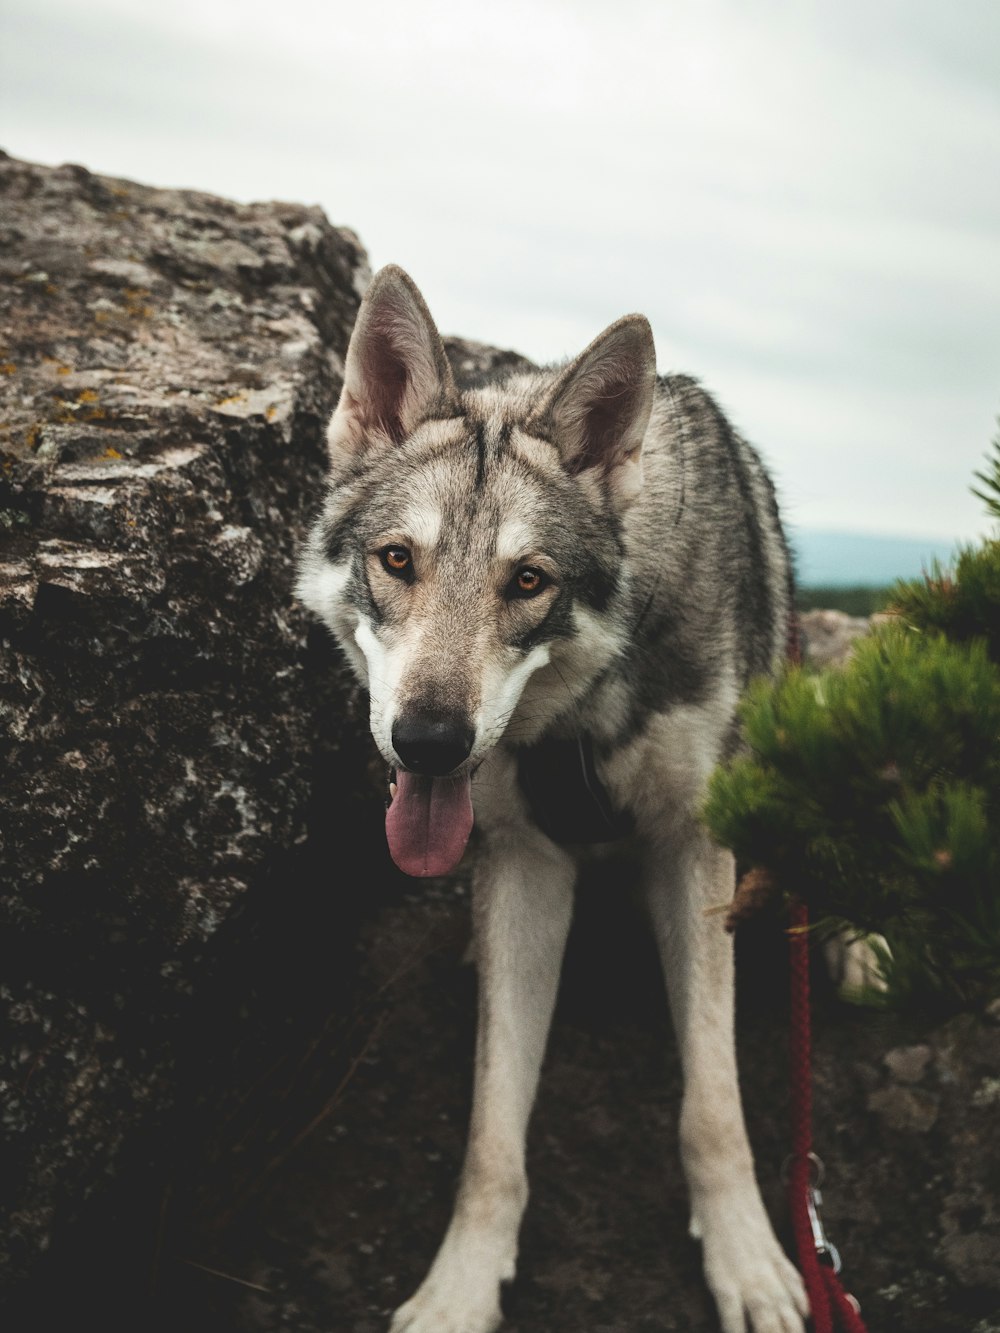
0 148 371 1291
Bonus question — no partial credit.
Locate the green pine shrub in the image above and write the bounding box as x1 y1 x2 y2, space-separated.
795 585 893 617
705 432 1000 1011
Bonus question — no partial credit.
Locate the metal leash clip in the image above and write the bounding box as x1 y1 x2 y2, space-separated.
783 1150 842 1273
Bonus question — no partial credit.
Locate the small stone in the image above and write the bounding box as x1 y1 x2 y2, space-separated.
971 1076 1000 1108
940 1230 1000 1289
308 1248 354 1294
867 1084 940 1133
884 1044 932 1084
799 608 872 668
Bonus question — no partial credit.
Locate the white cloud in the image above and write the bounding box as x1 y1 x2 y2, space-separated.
2 0 998 544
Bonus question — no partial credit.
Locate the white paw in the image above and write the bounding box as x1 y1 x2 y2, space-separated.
694 1186 809 1333
388 1230 509 1333
389 1281 502 1333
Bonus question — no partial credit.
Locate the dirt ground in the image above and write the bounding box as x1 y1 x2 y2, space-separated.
146 861 999 1333
11 776 997 1333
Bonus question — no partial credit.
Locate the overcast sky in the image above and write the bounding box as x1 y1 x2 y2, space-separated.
3 0 999 543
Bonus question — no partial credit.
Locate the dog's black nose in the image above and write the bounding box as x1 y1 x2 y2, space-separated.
392 714 475 777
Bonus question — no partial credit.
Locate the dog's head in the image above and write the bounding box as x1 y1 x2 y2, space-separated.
298 265 655 875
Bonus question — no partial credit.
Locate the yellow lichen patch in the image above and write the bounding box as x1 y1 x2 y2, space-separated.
0 362 16 375
265 405 277 421
25 424 41 450
217 393 246 408
56 365 72 375
123 288 152 319
103 447 122 459
78 389 100 404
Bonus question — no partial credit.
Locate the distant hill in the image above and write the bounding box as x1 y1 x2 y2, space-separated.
789 529 961 588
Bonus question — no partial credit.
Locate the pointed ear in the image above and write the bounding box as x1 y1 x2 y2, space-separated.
530 315 656 508
327 265 458 459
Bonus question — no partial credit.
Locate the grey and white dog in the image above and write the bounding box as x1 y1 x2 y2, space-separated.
297 266 809 1333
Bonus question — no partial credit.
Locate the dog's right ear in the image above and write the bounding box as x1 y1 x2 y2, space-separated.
327 265 458 462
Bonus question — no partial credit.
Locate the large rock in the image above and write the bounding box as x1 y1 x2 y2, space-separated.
0 150 371 1291
0 152 541 1313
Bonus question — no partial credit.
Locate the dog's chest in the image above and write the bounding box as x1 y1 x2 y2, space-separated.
517 734 634 845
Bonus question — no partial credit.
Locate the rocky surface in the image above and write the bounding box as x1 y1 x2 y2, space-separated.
2 151 997 1332
798 607 874 668
0 149 374 1293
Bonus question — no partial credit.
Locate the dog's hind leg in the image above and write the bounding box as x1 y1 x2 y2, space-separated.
644 827 809 1333
390 820 575 1333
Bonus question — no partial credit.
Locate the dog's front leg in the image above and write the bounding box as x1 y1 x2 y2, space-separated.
390 818 575 1333
645 828 809 1333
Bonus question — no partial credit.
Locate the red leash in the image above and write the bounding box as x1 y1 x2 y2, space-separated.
787 900 867 1332
783 614 866 1330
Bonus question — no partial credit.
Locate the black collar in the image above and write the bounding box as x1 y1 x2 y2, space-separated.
517 733 634 845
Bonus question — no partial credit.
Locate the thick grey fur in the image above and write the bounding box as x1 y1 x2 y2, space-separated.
296 266 808 1333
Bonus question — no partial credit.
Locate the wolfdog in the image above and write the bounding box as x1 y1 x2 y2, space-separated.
297 266 809 1333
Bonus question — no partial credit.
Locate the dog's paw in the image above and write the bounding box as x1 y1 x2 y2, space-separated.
389 1281 502 1333
694 1187 809 1333
388 1233 508 1333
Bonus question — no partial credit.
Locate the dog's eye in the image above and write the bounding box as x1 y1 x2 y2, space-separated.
380 545 413 578
508 566 548 599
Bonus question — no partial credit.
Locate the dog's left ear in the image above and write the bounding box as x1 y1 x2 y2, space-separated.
530 315 656 509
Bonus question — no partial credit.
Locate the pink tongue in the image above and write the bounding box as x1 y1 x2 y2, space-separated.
385 770 474 877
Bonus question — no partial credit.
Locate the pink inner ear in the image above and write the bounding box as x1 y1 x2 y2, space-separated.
360 339 410 443
576 381 642 473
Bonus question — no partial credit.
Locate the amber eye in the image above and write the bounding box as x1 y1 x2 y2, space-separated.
380 545 413 578
509 566 549 599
